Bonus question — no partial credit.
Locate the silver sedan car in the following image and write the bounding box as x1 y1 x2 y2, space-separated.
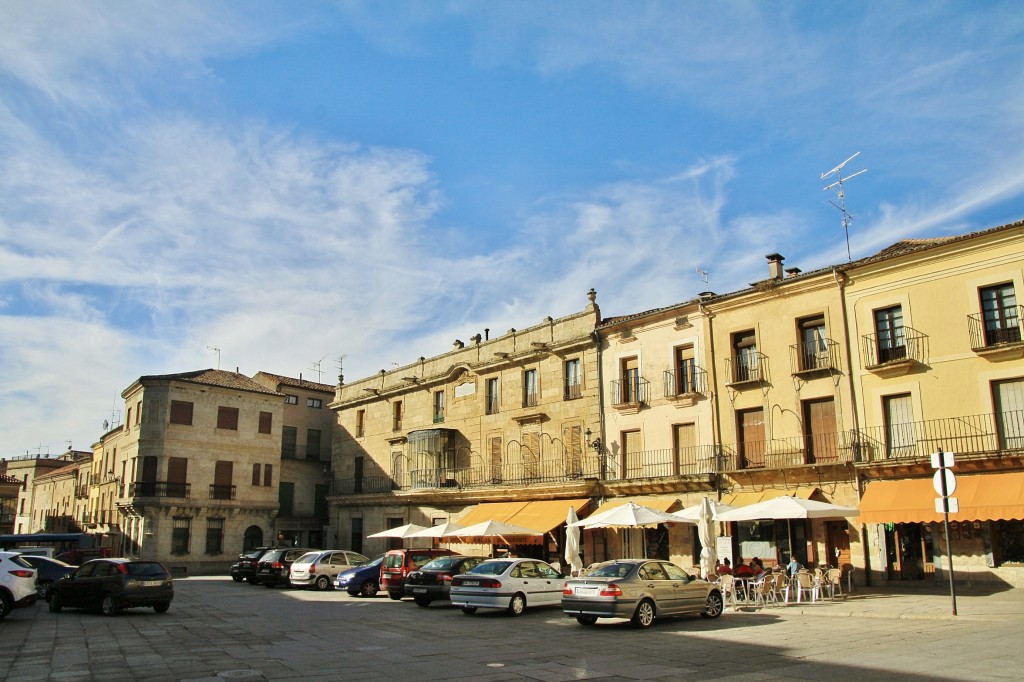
450 558 564 616
561 559 723 628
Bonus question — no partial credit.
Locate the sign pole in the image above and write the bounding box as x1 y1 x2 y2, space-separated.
936 448 958 617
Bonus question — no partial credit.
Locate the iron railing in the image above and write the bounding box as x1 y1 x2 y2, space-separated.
790 338 840 374
968 306 1024 350
611 377 650 406
485 395 500 414
619 445 718 480
663 365 708 397
725 352 767 384
209 484 236 500
130 481 191 498
564 382 583 400
853 410 1024 462
862 326 927 367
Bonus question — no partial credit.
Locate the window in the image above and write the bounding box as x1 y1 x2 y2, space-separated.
167 457 188 497
732 331 759 382
564 359 582 399
874 306 906 363
126 407 132 427
674 345 697 394
306 429 321 460
674 423 698 474
135 401 142 425
170 400 193 426
486 378 500 414
803 398 837 463
433 390 446 423
212 461 233 500
356 409 365 437
205 517 224 555
392 401 403 431
351 517 363 554
258 411 272 434
284 394 298 405
993 379 1024 449
263 463 273 487
981 283 1020 345
562 424 583 477
279 482 294 516
171 517 191 555
281 426 297 459
523 369 538 407
307 398 322 409
738 408 765 467
621 429 643 478
883 393 916 457
488 436 503 483
798 315 829 371
523 430 540 478
252 464 261 486
217 406 239 430
620 357 641 403
354 456 364 493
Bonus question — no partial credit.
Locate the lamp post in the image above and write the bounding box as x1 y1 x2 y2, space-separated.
585 428 604 478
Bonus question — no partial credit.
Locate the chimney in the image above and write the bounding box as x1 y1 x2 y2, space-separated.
766 253 784 280
785 266 802 278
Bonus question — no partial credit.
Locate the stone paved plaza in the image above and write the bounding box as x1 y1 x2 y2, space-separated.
2 577 1023 681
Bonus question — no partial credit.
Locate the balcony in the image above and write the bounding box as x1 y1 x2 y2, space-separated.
433 409 445 424
790 339 840 375
209 484 236 501
725 352 767 386
718 431 862 470
129 481 191 498
522 391 539 408
852 410 1024 463
75 485 90 499
663 366 707 406
564 382 582 400
968 307 1024 355
485 395 500 414
862 326 927 374
611 377 649 413
618 445 718 481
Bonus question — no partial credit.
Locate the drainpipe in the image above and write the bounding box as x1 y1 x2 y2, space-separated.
591 328 607 481
700 299 724 499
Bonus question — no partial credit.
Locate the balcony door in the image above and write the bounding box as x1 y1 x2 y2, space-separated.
874 306 906 363
738 408 765 468
803 398 837 463
167 457 188 497
981 283 1020 345
993 378 1024 449
884 394 916 458
621 429 643 479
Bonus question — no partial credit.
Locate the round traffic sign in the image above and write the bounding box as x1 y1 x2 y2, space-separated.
933 469 957 496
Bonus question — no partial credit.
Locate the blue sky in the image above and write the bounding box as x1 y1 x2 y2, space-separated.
2 1 1023 458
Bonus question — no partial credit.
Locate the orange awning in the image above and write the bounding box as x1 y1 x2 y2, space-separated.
507 499 592 533
723 487 818 507
455 501 529 527
859 472 1024 524
591 496 680 516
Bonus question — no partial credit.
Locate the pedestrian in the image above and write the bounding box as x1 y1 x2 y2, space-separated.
786 556 802 576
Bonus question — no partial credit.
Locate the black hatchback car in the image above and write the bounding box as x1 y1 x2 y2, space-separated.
47 558 173 616
230 547 274 584
254 548 314 588
404 555 488 607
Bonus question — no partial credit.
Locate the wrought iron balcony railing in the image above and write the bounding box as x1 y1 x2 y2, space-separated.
968 306 1024 350
611 377 650 406
619 445 718 480
862 326 927 367
725 352 767 384
209 484 236 500
663 365 707 398
129 481 191 498
790 338 840 374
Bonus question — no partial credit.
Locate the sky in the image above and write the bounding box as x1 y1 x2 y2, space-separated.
2 1 1023 459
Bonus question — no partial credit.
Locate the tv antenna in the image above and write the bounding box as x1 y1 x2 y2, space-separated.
336 354 348 385
696 267 709 288
309 354 328 383
821 152 867 261
207 345 221 370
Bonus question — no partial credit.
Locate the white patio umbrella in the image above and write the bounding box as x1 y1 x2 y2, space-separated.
697 497 716 580
716 496 859 563
406 521 464 539
571 501 677 529
668 500 736 522
564 506 583 577
366 523 428 539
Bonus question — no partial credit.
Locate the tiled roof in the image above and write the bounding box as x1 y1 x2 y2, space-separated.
138 369 282 396
598 297 704 330
33 462 82 480
254 371 334 393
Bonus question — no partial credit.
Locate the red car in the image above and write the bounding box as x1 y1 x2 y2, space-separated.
380 548 456 600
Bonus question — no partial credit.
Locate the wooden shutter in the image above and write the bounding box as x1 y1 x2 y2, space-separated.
738 408 765 467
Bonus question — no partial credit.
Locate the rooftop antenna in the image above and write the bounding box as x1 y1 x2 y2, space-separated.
821 152 868 261
309 354 328 383
696 267 709 288
335 354 348 385
207 345 221 370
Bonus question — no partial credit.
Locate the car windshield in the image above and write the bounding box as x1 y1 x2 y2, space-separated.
467 560 512 576
586 562 636 578
419 556 464 571
125 562 168 578
295 552 320 564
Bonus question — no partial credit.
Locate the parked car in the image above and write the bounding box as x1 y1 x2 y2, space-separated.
289 550 370 590
230 546 274 584
336 554 384 597
16 554 76 598
403 555 487 607
380 548 457 600
0 551 38 619
46 558 173 617
561 558 723 628
255 548 314 588
450 558 564 616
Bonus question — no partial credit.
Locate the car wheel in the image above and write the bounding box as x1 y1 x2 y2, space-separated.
575 614 598 626
101 593 120 617
0 592 12 620
701 591 724 619
359 580 378 597
48 592 63 613
315 575 332 591
232 575 243 583
461 606 477 615
153 602 171 614
507 593 526 616
414 596 432 607
388 591 402 601
631 598 655 629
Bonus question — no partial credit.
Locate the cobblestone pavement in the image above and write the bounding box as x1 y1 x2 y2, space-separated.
2 577 1023 681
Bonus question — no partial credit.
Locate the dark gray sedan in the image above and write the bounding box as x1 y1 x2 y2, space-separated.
561 559 723 628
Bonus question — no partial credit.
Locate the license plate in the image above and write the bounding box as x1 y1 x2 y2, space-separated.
461 580 479 586
575 586 599 596
139 580 163 587
413 588 426 593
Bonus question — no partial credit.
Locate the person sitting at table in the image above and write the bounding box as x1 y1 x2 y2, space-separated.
750 557 764 578
734 559 754 577
716 558 733 576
